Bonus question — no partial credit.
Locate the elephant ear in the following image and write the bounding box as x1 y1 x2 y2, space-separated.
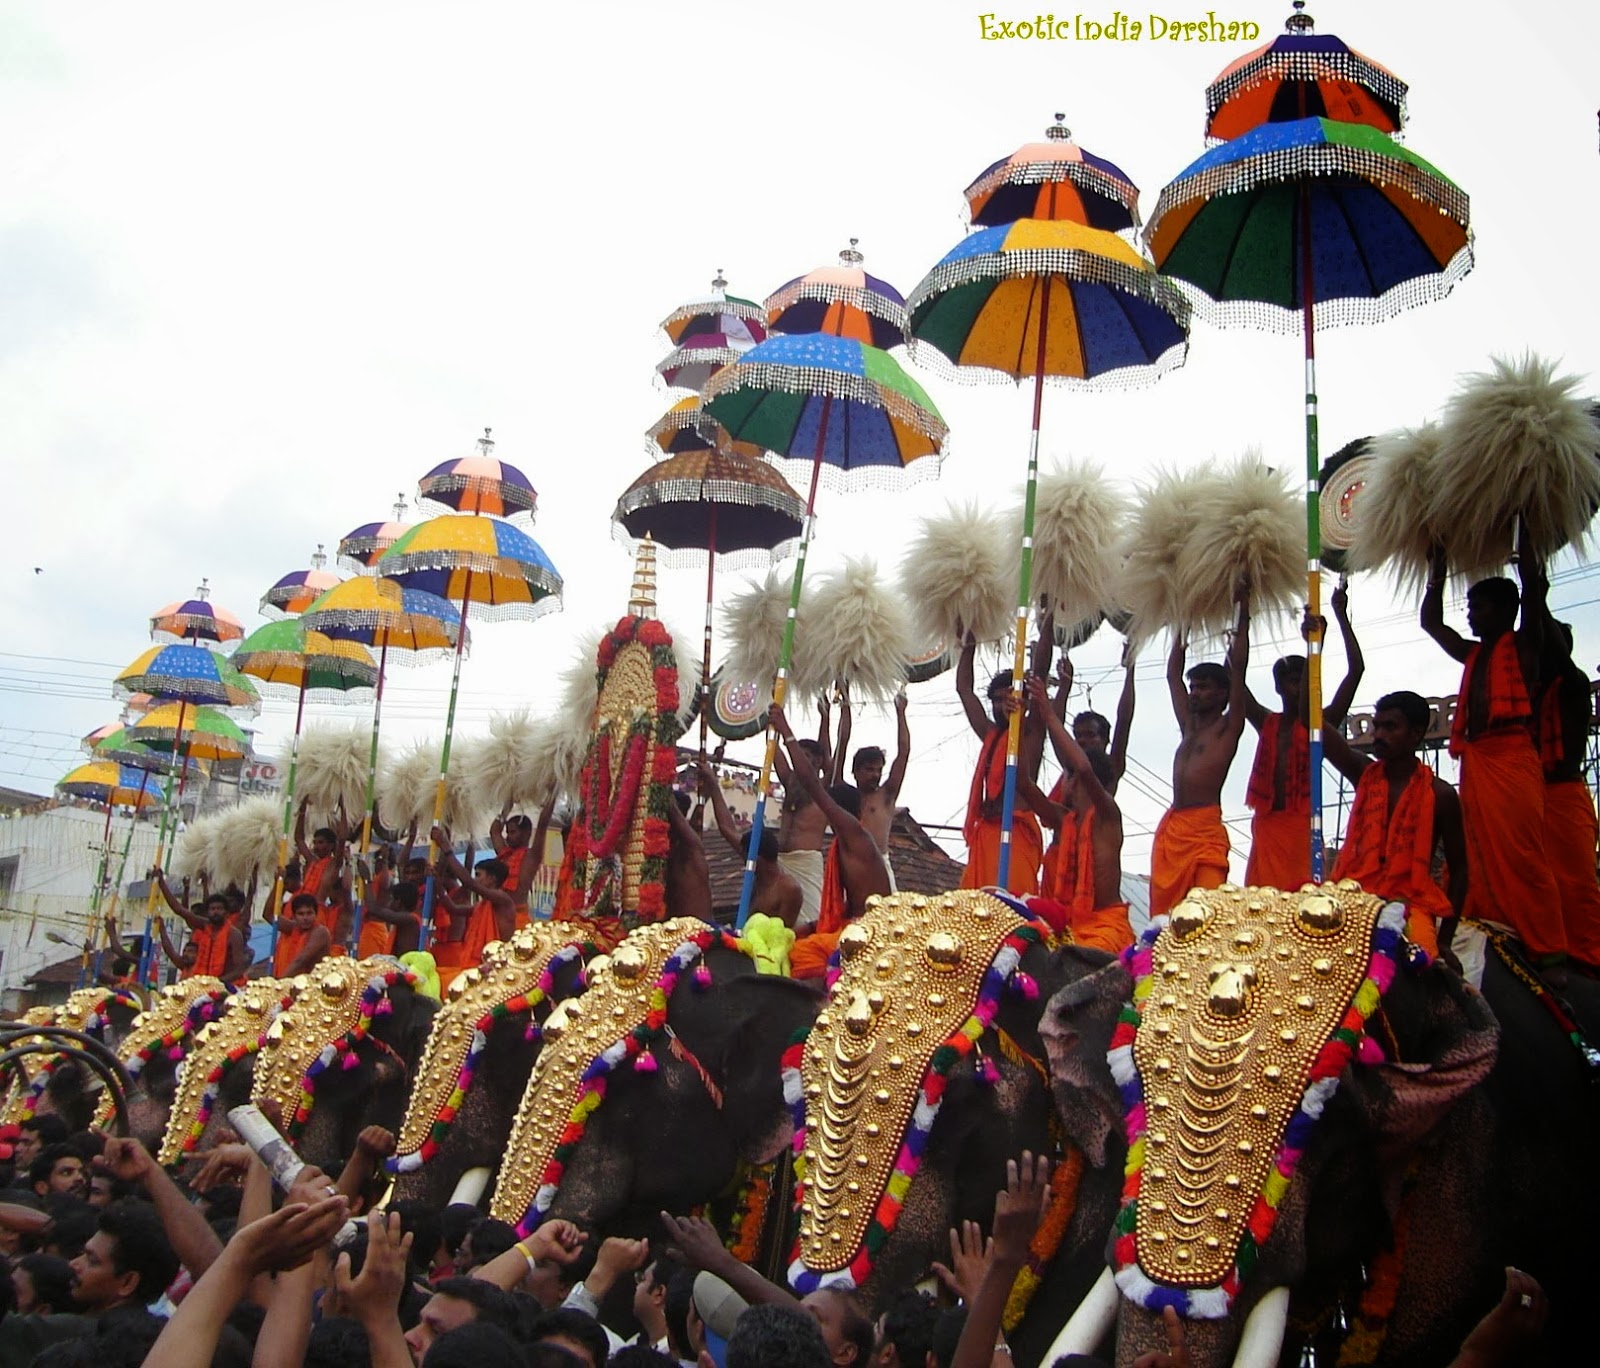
1040 949 1133 1171
715 975 824 1165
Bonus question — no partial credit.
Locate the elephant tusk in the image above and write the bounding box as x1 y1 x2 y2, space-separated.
450 1166 493 1207
1040 1267 1118 1361
1231 1286 1290 1368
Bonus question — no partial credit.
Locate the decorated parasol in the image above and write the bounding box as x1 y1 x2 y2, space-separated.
645 395 764 462
659 270 768 346
765 240 908 349
338 494 414 573
702 280 947 926
149 581 245 647
614 447 805 759
1145 7 1471 879
260 546 341 620
964 114 1142 232
418 429 538 520
656 333 754 394
124 704 248 762
379 452 563 934
906 213 1190 888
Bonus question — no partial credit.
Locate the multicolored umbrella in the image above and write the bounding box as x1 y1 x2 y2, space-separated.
765 241 908 348
964 114 1142 232
656 334 751 394
260 547 342 619
645 396 764 462
418 430 538 519
907 210 1190 889
114 644 261 713
339 494 414 573
124 704 248 762
659 270 768 346
614 447 805 758
91 729 207 779
1146 110 1471 878
57 761 164 810
149 582 245 647
82 722 120 755
1205 3 1406 145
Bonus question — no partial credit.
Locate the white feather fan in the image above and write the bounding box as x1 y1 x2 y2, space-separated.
791 557 911 702
458 711 547 818
378 742 483 837
1175 453 1303 633
1346 424 1445 588
289 727 375 827
1013 461 1126 630
900 502 1013 648
723 570 803 685
1116 468 1225 643
1431 354 1600 574
172 815 221 883
211 798 283 890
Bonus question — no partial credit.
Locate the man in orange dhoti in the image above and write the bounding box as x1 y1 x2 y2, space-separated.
1423 550 1566 961
1243 585 1364 888
1323 690 1466 958
955 643 1043 895
1019 678 1132 954
431 828 517 988
1151 577 1252 917
1539 625 1600 968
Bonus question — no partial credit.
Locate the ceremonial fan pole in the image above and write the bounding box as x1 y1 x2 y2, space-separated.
421 574 474 940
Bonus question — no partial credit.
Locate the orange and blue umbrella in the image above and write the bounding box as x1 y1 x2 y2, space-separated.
58 761 164 810
114 644 261 714
418 430 537 519
261 547 342 619
764 241 908 348
1145 114 1470 880
339 495 413 572
377 514 562 622
149 584 244 647
659 271 768 346
964 114 1142 232
645 396 764 463
1205 3 1406 145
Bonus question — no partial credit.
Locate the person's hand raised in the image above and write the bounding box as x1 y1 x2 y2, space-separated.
334 1209 414 1323
94 1136 154 1187
930 1219 990 1303
233 1196 349 1276
990 1151 1051 1267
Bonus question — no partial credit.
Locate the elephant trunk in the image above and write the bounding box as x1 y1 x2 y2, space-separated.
1040 1266 1118 1361
1231 1287 1290 1368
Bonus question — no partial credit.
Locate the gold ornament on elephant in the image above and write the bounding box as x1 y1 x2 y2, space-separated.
1133 883 1383 1288
92 978 228 1130
395 925 588 1161
250 957 391 1118
590 640 657 913
0 1006 60 1125
0 989 130 1127
797 890 1024 1274
158 978 298 1165
489 917 714 1227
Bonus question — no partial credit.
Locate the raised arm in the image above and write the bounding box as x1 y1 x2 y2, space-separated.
816 693 835 783
522 799 555 899
155 917 189 968
1242 682 1270 730
1026 678 1117 824
697 759 746 856
1319 720 1371 787
148 868 197 924
771 704 869 849
1224 580 1252 743
956 637 992 739
293 797 312 863
220 925 251 981
1421 546 1472 663
488 807 511 857
1325 581 1365 728
429 825 466 883
830 687 853 787
1109 645 1137 785
885 690 912 801
1167 631 1191 730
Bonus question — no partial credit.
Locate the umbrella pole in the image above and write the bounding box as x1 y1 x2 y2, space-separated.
996 282 1052 890
422 581 473 943
1300 186 1326 882
267 678 310 964
700 506 718 764
79 803 115 988
142 698 191 988
735 398 832 929
350 640 389 955
98 806 140 986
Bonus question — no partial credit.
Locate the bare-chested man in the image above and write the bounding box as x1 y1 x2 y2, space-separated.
1019 676 1131 953
955 638 1045 895
698 758 803 927
773 728 830 931
842 689 910 890
1051 646 1136 794
1151 576 1251 917
770 703 892 978
1242 585 1363 889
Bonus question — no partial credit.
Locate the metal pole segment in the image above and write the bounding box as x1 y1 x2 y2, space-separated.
1300 186 1326 882
735 397 832 929
996 279 1052 889
98 808 140 986
350 639 389 955
79 804 115 988
422 577 473 943
142 698 191 989
700 504 718 765
266 677 309 963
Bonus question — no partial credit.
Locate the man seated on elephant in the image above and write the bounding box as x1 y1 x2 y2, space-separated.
698 757 804 927
773 728 833 931
430 827 517 987
769 703 891 979
272 893 332 978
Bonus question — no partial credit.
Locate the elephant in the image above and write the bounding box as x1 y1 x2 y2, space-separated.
1045 888 1600 1368
96 978 232 1145
486 917 823 1251
2 986 149 1133
388 926 594 1210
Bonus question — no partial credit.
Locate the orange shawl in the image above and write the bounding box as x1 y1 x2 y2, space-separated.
273 922 308 978
184 924 228 981
1045 810 1094 915
1449 634 1532 758
964 726 1009 845
301 855 334 905
1333 762 1450 953
814 843 849 937
1245 714 1309 815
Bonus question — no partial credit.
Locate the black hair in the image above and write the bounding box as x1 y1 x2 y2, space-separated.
931 1306 968 1368
727 1304 831 1368
506 814 533 834
1272 654 1307 686
1073 710 1111 740
427 1322 528 1368
332 1220 370 1279
43 1199 98 1259
431 1276 520 1332
1467 576 1519 613
441 1201 480 1257
526 1348 586 1368
987 670 1012 699
391 880 420 913
852 746 886 770
878 1289 938 1367
1186 662 1230 690
758 830 780 863
15 1252 74 1314
673 790 691 817
87 1308 166 1368
608 1350 679 1368
795 738 824 760
390 1198 445 1275
1375 690 1432 732
477 858 510 886
97 1199 179 1303
531 1306 611 1366
20 1114 69 1146
66 1129 105 1161
29 1144 81 1189
813 1287 874 1366
664 1268 697 1360
304 1317 372 1368
466 1217 519 1268
313 827 338 843
291 893 318 913
829 784 862 820
205 893 228 909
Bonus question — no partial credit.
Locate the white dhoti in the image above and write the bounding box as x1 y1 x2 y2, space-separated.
881 849 898 893
778 849 825 930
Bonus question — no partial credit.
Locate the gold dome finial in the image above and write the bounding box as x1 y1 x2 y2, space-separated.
628 535 658 619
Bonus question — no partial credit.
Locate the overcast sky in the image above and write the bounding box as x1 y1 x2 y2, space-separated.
4 1 1597 877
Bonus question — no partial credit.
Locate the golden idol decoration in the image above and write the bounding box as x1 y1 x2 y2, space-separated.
395 925 585 1161
158 977 297 1165
1133 884 1383 1288
489 916 713 1227
92 977 229 1130
250 956 384 1117
797 890 1024 1273
0 1006 59 1126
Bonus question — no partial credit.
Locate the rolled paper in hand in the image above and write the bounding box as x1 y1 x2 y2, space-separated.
227 1102 307 1193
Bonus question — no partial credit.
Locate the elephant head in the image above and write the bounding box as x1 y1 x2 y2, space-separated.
388 926 594 1209
252 957 439 1172
96 978 231 1142
6 987 147 1133
488 917 822 1243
